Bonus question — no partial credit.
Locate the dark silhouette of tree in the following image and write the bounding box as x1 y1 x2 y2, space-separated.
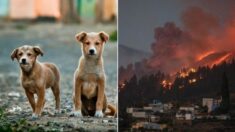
119 60 235 122
220 72 230 113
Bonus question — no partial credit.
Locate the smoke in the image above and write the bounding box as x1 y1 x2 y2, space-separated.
119 5 235 83
146 6 235 74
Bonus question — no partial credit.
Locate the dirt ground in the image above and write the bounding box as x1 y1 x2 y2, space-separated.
0 22 117 131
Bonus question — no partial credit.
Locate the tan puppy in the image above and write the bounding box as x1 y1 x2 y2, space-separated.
11 45 60 119
72 31 115 117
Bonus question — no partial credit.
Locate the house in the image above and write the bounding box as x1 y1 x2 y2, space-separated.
148 101 164 113
0 0 9 17
127 100 173 124
3 0 117 23
132 122 167 131
150 115 161 122
126 107 149 118
163 103 173 111
202 98 221 113
101 0 117 21
132 111 147 118
176 111 194 120
175 106 194 126
10 0 60 19
215 114 230 120
126 107 142 114
179 106 194 112
176 105 195 121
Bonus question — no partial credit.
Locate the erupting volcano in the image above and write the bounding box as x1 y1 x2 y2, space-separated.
147 6 235 74
119 6 235 85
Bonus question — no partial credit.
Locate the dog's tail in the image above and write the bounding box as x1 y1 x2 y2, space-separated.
105 104 116 117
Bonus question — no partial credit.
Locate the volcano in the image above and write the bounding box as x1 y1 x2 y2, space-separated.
196 51 235 67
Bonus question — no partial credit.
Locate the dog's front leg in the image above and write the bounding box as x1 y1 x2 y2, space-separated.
95 77 105 117
25 91 35 112
33 88 45 119
72 77 83 117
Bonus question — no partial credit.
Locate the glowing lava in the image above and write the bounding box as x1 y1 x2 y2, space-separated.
197 51 215 61
212 53 232 66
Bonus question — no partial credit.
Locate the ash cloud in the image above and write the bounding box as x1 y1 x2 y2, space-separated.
119 5 235 83
147 6 235 74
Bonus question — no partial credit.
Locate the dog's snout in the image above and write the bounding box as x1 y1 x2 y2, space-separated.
89 49 95 55
22 58 26 64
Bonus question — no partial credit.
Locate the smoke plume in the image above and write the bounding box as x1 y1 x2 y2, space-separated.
147 6 235 74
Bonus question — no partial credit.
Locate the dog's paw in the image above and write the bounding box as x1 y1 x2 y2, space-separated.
30 113 39 121
70 111 83 117
94 110 103 118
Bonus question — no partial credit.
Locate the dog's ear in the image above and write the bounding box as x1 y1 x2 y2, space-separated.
10 48 18 61
75 32 87 42
99 31 109 43
33 46 44 56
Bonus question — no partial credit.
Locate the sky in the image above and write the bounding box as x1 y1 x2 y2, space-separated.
119 0 235 53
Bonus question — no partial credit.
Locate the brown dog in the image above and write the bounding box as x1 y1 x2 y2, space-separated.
11 45 60 119
72 31 116 117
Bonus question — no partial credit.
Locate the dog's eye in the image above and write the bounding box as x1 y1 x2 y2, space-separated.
18 53 23 56
27 53 32 56
85 42 90 45
95 42 100 45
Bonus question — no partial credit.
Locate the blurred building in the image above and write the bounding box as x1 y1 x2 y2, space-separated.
1 0 116 23
10 0 60 19
0 0 9 17
202 98 221 113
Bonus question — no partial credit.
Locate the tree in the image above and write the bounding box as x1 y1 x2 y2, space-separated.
220 72 230 113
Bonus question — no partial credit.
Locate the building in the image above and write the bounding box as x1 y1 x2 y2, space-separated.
163 103 173 111
0 0 9 17
132 122 167 131
126 107 151 119
179 106 195 112
126 107 142 114
10 0 60 19
148 101 164 113
202 98 221 113
132 111 147 118
176 105 195 123
1 0 117 23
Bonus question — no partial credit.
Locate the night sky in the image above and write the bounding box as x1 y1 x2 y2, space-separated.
119 0 235 53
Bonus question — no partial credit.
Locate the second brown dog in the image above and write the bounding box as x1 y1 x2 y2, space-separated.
71 31 116 117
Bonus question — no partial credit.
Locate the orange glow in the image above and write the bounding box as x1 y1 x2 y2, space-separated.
161 80 172 90
197 51 215 61
189 68 196 73
189 78 197 84
179 85 184 89
212 53 231 66
180 72 188 78
179 68 196 78
120 83 126 89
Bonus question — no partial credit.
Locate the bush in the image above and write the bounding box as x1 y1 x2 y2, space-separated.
109 30 117 42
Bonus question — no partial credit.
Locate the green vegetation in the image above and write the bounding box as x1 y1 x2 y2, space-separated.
14 23 27 30
0 107 31 132
109 30 117 42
